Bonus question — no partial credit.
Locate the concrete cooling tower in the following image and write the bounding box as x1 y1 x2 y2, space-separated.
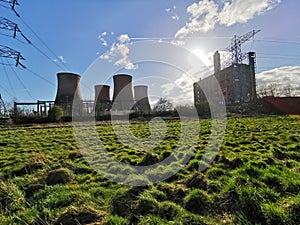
94 85 111 115
134 85 151 114
54 72 83 115
112 74 135 111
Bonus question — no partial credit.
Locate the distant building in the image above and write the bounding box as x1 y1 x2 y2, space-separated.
194 51 257 105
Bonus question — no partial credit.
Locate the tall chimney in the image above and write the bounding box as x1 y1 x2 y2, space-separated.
248 52 257 101
213 51 221 73
112 74 134 111
54 72 83 115
134 85 151 114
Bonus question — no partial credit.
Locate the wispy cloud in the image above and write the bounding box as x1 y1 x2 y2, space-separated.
175 0 281 42
100 34 137 70
98 31 108 46
54 55 66 63
165 5 180 21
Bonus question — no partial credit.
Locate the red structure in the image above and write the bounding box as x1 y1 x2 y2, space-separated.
262 96 300 115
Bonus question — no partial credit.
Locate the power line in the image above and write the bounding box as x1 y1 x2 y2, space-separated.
257 52 300 57
19 67 55 87
5 57 35 100
0 32 28 44
0 44 25 67
0 4 11 10
256 39 300 45
0 0 18 9
0 82 14 98
17 15 71 71
0 17 31 43
0 57 15 96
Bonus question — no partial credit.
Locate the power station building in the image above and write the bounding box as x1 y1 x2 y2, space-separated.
194 51 257 106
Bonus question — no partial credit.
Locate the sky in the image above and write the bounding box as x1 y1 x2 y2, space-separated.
0 0 300 107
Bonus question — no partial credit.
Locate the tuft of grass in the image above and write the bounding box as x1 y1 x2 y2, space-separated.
45 168 74 185
158 201 183 221
0 180 25 214
138 215 170 225
104 215 128 225
53 205 107 225
184 189 211 215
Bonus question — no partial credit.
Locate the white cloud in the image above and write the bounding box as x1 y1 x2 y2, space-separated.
219 0 281 26
175 0 281 41
256 66 300 96
118 34 131 43
175 0 219 40
100 34 137 70
160 73 198 106
193 50 231 72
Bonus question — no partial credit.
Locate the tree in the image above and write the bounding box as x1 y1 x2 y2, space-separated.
153 97 173 113
48 105 64 122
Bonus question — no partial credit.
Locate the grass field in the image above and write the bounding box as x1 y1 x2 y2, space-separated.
0 116 299 225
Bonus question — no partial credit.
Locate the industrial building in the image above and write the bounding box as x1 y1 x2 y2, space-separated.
194 51 257 106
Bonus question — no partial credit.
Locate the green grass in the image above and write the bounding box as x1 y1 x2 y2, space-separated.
0 116 299 224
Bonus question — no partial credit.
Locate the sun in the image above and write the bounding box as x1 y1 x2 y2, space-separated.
192 48 211 66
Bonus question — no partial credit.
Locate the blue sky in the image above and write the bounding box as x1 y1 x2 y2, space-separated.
0 0 299 105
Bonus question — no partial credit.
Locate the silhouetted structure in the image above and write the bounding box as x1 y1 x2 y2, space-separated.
134 85 151 114
194 51 257 106
112 74 135 111
94 85 111 116
54 72 83 116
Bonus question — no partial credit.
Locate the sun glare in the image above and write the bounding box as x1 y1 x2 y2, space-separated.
192 48 211 66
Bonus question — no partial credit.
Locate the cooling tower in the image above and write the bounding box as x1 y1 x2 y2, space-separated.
54 72 83 115
112 74 134 111
94 85 111 115
95 85 110 103
134 85 151 114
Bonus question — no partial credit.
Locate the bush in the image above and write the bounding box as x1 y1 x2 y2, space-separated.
48 105 64 122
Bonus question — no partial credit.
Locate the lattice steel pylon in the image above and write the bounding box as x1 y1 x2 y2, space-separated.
0 17 31 43
0 0 19 10
226 30 260 65
0 94 9 118
0 44 25 67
